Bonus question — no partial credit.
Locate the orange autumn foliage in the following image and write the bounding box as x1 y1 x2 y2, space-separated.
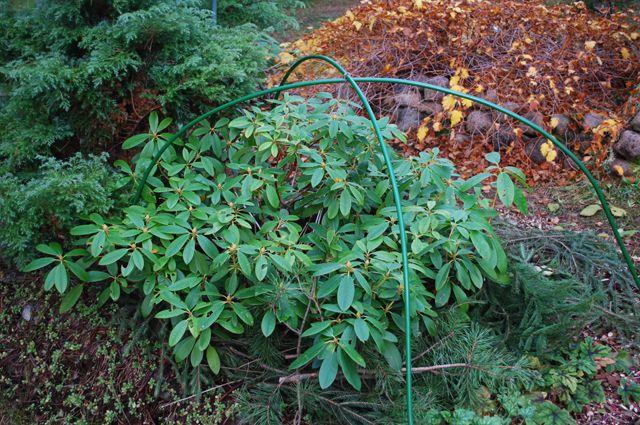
272 0 640 183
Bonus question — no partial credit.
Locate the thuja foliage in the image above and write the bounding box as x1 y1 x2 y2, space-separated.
0 154 119 266
25 93 527 390
0 0 272 170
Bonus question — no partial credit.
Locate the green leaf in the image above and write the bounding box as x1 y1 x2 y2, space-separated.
313 262 343 277
99 248 129 266
435 282 451 307
319 351 339 389
339 190 352 216
255 256 268 281
311 168 324 187
289 342 326 370
353 318 369 342
23 257 57 272
265 184 279 208
341 343 365 367
131 249 145 270
206 346 221 374
337 349 361 390
496 172 515 207
122 133 149 149
337 275 355 311
190 345 204 367
183 238 196 264
155 309 186 319
197 328 212 352
197 235 218 258
237 252 252 277
169 319 188 347
165 233 190 257
470 231 491 259
301 321 332 337
382 342 402 370
435 262 451 291
53 263 68 293
37 243 62 256
261 310 276 337
168 276 200 291
90 231 106 257
174 336 195 362
485 151 500 164
232 302 254 326
66 261 88 282
514 187 528 214
59 285 83 313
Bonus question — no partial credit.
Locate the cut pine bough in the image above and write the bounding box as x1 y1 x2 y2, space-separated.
133 55 640 425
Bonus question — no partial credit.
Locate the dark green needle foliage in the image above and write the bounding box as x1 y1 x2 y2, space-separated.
0 0 271 169
0 0 282 265
477 226 640 353
0 154 119 266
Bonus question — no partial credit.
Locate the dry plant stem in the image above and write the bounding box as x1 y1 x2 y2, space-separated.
278 362 470 385
160 381 240 408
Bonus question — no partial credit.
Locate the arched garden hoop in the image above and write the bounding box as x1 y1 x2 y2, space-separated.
133 54 640 425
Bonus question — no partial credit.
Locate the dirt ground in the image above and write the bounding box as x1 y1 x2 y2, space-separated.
280 0 361 42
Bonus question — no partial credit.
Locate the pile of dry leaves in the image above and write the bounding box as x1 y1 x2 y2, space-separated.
272 0 640 183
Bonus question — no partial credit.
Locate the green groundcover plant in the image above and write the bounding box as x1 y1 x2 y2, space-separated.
25 93 527 390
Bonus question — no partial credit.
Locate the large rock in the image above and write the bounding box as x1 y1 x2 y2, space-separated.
478 89 499 110
422 76 449 102
495 101 522 123
613 130 640 160
465 111 493 134
524 138 547 164
417 102 443 116
551 114 571 137
583 112 605 131
490 128 516 150
521 111 544 136
630 111 640 132
393 88 422 108
397 106 421 132
453 132 470 144
607 157 633 177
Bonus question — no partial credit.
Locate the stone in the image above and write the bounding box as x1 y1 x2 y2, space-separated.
465 111 493 134
397 106 421 132
613 130 640 160
521 111 544 136
583 112 605 130
21 304 32 322
417 102 443 116
478 89 499 110
490 128 516 151
492 101 522 124
453 132 470 144
576 134 593 154
393 88 422 108
495 101 522 123
607 157 633 177
524 138 546 164
629 111 640 132
551 114 571 137
422 75 449 102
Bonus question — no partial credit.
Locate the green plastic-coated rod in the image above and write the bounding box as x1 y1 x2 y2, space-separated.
278 55 415 425
132 65 640 425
